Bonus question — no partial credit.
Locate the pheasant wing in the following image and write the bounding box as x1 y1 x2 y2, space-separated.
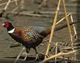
22 28 43 42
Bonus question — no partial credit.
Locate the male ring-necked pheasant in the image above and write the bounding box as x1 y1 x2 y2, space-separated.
2 21 76 63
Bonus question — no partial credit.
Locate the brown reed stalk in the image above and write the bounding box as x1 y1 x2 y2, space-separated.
44 0 62 59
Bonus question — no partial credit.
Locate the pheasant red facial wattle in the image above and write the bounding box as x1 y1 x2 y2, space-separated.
2 22 10 28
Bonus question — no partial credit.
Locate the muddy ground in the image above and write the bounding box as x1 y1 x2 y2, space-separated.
0 0 78 63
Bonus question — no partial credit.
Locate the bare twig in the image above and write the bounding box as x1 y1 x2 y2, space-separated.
55 43 58 63
4 0 11 10
10 12 51 18
56 13 71 25
42 50 77 63
70 14 77 38
11 3 22 13
38 0 49 8
62 0 74 50
0 0 18 7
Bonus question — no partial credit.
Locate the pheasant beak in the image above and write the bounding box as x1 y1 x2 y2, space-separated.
2 23 5 27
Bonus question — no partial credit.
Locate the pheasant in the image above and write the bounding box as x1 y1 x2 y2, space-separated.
2 21 76 63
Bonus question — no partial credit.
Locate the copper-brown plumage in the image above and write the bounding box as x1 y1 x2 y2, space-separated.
9 27 44 48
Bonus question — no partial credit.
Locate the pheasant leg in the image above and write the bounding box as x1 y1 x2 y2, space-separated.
14 47 25 63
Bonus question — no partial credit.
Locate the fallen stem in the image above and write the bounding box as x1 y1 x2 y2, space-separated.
42 50 77 63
